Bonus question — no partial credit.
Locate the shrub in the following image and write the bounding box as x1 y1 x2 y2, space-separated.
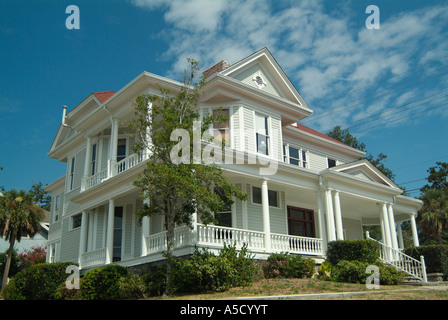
266 252 316 278
1 262 76 300
18 245 47 270
405 245 448 278
0 249 20 279
326 240 380 265
80 264 129 300
118 273 148 299
330 260 405 285
146 243 257 295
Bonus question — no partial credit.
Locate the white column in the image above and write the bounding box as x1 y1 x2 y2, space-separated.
397 221 404 250
387 203 399 251
325 189 336 241
81 137 92 191
261 179 271 251
316 190 328 253
78 211 89 267
109 118 119 176
106 199 115 264
410 214 420 247
381 203 392 247
333 191 344 240
141 198 150 256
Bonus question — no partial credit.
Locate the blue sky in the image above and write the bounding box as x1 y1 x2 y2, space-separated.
0 0 447 199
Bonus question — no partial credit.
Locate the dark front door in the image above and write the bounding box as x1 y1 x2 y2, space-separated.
287 206 315 237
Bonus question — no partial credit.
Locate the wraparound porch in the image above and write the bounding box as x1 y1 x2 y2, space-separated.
80 224 323 269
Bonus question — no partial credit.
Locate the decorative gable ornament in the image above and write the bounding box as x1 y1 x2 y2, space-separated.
252 73 266 89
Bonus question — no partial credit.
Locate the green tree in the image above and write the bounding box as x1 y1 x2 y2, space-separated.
29 181 51 211
326 125 395 181
418 162 448 244
127 59 247 297
0 189 43 288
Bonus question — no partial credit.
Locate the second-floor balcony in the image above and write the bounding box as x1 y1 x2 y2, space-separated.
81 152 149 191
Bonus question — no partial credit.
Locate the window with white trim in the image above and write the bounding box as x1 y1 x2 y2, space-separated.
283 144 308 168
68 157 75 191
252 186 279 207
213 109 230 147
91 143 97 175
255 113 269 155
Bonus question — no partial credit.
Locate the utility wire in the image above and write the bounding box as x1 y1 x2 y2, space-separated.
324 90 448 132
351 100 448 134
309 53 448 109
302 68 448 124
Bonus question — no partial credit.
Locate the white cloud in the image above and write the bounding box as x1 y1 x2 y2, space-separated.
131 0 448 133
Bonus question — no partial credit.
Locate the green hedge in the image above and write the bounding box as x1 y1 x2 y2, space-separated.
330 260 405 285
80 264 129 300
326 240 380 265
1 262 76 300
404 245 448 278
266 253 316 278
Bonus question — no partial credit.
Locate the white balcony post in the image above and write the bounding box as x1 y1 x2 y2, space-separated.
333 190 344 240
78 211 89 267
106 199 115 264
110 118 119 177
397 221 404 250
82 137 92 191
316 190 328 253
387 203 399 251
381 203 392 247
325 189 336 242
261 179 271 251
410 213 420 247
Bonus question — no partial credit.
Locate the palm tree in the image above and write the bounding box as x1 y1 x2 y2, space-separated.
419 188 448 244
0 189 43 289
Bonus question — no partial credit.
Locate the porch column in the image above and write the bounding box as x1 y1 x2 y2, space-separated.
410 214 420 247
316 190 328 253
82 137 92 190
261 179 271 251
109 118 119 177
333 191 344 240
397 221 404 250
387 203 399 251
325 189 336 241
380 203 392 247
141 198 150 257
78 210 89 267
106 199 115 264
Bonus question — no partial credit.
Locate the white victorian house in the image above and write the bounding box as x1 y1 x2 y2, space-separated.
45 48 426 281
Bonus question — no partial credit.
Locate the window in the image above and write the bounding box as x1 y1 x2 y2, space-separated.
252 186 279 207
213 109 230 146
91 143 97 175
287 206 315 237
113 207 123 262
72 213 82 229
255 114 269 155
214 188 232 228
283 144 308 168
69 157 75 190
53 195 60 222
117 139 126 162
328 158 337 168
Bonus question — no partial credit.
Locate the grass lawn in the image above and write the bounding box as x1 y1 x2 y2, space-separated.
155 278 448 300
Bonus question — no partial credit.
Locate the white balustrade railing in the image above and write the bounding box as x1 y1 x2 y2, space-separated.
82 152 149 191
366 231 427 282
197 224 266 250
271 233 323 255
81 248 107 269
145 224 323 256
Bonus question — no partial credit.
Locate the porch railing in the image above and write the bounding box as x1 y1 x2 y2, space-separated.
366 231 427 282
81 248 107 269
145 224 323 256
82 152 149 191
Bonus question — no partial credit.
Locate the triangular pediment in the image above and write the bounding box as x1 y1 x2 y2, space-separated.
329 159 399 189
218 48 312 112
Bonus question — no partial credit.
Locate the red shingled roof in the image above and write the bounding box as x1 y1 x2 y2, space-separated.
293 123 352 147
93 91 116 103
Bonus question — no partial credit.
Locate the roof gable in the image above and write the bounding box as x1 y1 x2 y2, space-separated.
217 48 312 113
329 159 399 189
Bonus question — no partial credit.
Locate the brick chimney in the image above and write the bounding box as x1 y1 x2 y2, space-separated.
202 60 232 78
